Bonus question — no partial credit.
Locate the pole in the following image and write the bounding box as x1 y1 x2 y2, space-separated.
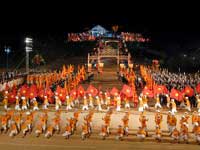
25 37 33 74
26 50 29 74
6 52 8 71
88 53 90 72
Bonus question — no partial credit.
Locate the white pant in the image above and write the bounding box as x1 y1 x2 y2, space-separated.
106 126 110 134
17 123 21 131
101 100 104 105
35 130 42 134
42 124 46 132
186 106 191 112
55 105 60 110
181 134 188 141
198 108 200 113
22 105 27 110
4 105 7 110
33 106 39 111
138 107 144 112
168 125 175 133
172 108 177 113
116 134 123 140
74 99 79 105
116 105 121 111
15 105 21 111
27 124 32 130
89 102 94 108
105 101 110 105
43 105 48 110
1 125 7 131
124 126 129 133
137 134 145 140
45 131 52 138
100 132 106 137
155 103 162 109
125 103 130 109
66 105 72 110
9 130 18 137
54 125 59 131
27 100 30 108
143 104 149 109
22 128 28 134
71 102 74 107
195 135 200 142
62 131 71 137
153 134 161 140
172 135 179 140
7 120 11 128
167 102 170 108
82 105 88 110
98 104 102 111
180 101 185 108
82 131 88 136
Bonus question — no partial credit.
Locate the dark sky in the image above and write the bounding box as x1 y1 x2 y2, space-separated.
1 3 200 54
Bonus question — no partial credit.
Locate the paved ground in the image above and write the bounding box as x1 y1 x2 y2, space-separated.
0 133 199 150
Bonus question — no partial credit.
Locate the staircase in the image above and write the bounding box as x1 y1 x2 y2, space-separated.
89 66 122 90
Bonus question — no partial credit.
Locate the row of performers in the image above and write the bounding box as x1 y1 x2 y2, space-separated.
0 109 200 144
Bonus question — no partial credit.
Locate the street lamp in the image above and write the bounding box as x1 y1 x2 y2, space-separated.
25 37 33 74
4 46 11 71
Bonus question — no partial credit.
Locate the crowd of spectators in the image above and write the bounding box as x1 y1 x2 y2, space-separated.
150 68 200 91
67 32 150 43
68 32 96 42
121 32 149 42
0 71 22 83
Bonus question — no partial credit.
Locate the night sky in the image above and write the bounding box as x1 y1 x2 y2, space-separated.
1 3 200 54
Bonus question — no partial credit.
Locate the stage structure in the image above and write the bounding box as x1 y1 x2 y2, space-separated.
87 39 132 72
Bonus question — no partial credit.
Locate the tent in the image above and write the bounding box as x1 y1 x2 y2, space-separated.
89 25 108 37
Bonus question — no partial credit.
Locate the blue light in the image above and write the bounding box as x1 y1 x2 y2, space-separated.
4 47 11 54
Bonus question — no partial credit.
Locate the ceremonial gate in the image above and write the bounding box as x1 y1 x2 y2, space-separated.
87 39 131 72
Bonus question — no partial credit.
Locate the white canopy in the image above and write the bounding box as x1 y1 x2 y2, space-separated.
89 25 108 36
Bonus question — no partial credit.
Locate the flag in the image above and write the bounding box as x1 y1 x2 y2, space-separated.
28 88 38 99
162 85 169 94
38 88 45 100
64 80 67 90
170 88 183 102
19 84 29 96
46 87 53 97
121 84 133 98
28 84 38 99
5 83 10 92
58 87 67 103
133 93 138 103
70 88 77 98
142 86 153 98
55 85 62 95
183 86 194 97
77 85 85 97
46 87 54 104
8 91 17 103
153 85 163 95
61 65 67 78
110 87 119 96
86 85 98 96
105 89 110 97
196 83 200 94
